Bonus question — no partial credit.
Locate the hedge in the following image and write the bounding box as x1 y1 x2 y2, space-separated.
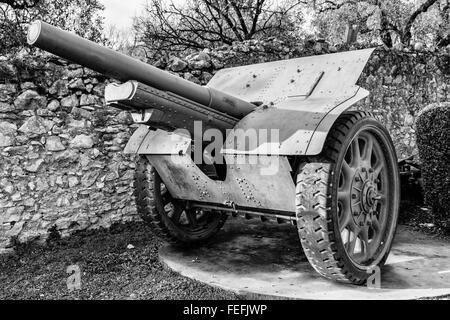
416 103 450 230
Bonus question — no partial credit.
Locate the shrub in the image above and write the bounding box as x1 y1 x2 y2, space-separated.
416 102 450 230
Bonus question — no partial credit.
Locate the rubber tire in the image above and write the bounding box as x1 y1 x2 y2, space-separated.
296 111 400 284
134 155 227 247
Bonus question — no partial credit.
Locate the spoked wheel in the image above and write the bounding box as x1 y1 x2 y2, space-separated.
296 111 400 284
134 156 227 246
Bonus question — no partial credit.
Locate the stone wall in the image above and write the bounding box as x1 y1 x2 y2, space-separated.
1 41 449 253
0 54 138 254
357 48 450 157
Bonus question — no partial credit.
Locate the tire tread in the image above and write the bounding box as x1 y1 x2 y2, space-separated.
296 111 377 284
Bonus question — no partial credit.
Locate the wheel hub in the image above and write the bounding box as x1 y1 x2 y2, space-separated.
351 168 379 224
362 181 377 212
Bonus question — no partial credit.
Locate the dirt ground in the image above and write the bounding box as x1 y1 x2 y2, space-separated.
0 222 237 300
399 202 450 240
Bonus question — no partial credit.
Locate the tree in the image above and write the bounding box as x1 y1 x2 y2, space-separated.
308 0 450 48
308 1 380 45
0 0 105 55
133 0 305 57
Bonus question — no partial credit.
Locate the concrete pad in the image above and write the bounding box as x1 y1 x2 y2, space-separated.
159 220 450 300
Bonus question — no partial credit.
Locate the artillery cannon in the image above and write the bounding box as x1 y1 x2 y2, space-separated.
28 20 400 285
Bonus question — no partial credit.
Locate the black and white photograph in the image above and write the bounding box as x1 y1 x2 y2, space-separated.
0 0 449 306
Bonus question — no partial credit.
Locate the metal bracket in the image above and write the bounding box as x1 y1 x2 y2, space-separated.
131 109 156 123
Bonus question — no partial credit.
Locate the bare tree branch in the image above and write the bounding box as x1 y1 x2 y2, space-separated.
402 0 439 45
309 0 446 48
133 0 304 57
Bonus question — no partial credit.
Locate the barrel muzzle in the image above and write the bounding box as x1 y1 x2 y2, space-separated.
27 20 42 45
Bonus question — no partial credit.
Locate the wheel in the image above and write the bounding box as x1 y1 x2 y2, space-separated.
134 155 227 246
296 111 400 284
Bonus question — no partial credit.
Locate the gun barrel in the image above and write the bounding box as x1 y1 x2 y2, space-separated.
105 81 238 133
27 20 255 119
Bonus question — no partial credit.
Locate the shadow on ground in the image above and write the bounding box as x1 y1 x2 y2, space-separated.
161 217 450 299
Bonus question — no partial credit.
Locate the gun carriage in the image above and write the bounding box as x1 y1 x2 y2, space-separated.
28 21 400 284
